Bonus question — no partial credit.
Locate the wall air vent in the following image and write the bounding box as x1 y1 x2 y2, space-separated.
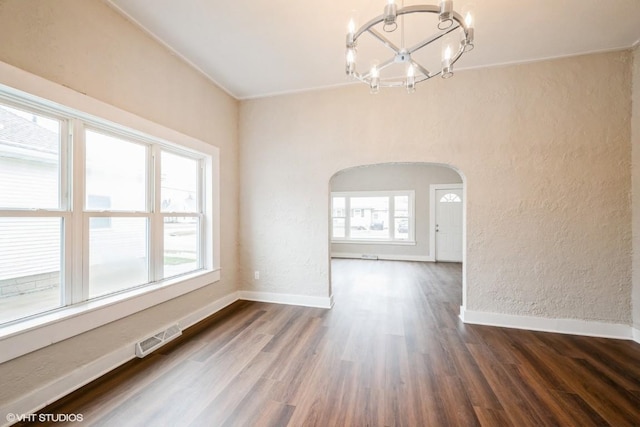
135 324 182 358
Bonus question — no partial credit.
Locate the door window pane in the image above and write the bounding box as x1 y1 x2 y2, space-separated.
89 217 148 298
0 217 62 323
350 197 389 239
0 104 61 209
440 193 462 202
164 217 199 278
85 130 146 211
161 152 198 213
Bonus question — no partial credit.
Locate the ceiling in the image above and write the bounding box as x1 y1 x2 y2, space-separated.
107 0 640 100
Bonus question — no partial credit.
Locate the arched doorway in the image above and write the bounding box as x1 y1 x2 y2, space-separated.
328 162 466 314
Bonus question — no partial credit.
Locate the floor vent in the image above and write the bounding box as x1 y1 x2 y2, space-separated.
135 324 182 358
361 254 379 260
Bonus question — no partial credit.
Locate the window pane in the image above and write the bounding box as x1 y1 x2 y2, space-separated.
85 130 146 211
89 217 148 298
0 104 61 209
350 197 389 239
164 217 199 278
332 218 345 238
332 197 345 218
161 151 198 213
394 195 409 217
395 218 409 240
0 217 62 324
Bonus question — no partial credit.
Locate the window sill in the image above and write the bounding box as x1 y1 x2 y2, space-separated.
0 269 221 363
332 239 417 246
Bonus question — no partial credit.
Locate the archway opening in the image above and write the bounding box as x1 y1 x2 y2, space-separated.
328 162 466 314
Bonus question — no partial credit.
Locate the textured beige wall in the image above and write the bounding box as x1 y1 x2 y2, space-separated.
330 163 462 258
633 45 640 331
240 51 632 324
0 0 238 404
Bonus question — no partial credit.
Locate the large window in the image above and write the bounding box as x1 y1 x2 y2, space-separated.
0 94 213 326
331 191 415 243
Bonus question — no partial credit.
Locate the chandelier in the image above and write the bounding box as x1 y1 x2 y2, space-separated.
345 0 474 93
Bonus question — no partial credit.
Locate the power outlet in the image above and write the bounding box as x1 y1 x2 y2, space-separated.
254 271 260 280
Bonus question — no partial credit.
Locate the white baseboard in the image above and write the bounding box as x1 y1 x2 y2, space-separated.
460 307 635 341
331 252 433 262
633 327 640 344
0 291 241 427
239 290 333 309
179 291 240 331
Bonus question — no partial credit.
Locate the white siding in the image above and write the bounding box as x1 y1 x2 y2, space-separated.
0 217 60 280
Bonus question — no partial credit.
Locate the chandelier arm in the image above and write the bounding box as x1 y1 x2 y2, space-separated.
410 61 431 78
377 58 396 71
450 46 465 67
406 24 459 55
367 28 402 54
378 81 407 88
396 6 468 32
353 14 385 40
396 4 439 16
450 11 468 31
415 72 439 83
361 57 396 79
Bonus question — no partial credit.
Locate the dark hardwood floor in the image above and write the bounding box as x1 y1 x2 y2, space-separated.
24 259 640 426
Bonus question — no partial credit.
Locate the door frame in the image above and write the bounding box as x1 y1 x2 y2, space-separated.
429 183 464 262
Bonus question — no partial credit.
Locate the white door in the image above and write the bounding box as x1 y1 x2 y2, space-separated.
435 188 463 262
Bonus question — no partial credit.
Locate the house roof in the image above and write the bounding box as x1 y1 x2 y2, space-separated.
0 106 58 155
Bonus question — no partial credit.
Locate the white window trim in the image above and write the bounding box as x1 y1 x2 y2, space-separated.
331 190 416 245
0 60 221 363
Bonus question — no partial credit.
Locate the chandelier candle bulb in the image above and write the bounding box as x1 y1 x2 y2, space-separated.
346 49 356 76
370 65 380 93
348 18 355 34
438 0 453 29
347 18 356 46
406 65 416 92
442 45 453 78
463 12 474 51
383 0 398 32
465 12 473 28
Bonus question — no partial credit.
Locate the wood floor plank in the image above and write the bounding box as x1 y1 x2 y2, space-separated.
548 390 611 427
439 329 503 410
573 337 640 392
473 406 512 427
23 259 640 427
467 343 560 427
530 343 640 426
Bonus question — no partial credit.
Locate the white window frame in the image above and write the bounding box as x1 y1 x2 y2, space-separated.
0 61 221 363
331 190 416 245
